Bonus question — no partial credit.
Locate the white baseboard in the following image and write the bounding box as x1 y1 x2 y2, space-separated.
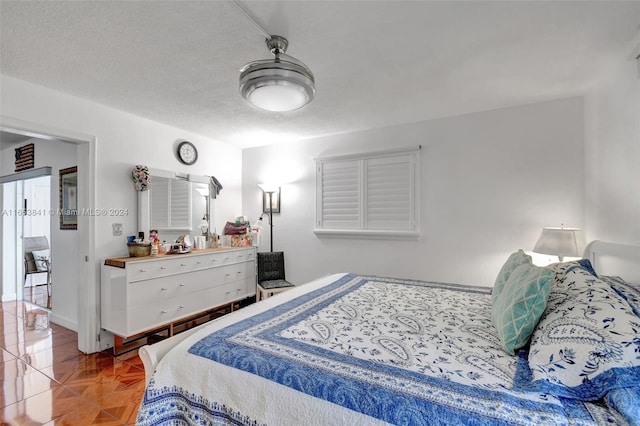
2 292 17 302
98 329 114 351
49 313 77 333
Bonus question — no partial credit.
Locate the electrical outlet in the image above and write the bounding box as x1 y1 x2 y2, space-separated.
112 223 123 236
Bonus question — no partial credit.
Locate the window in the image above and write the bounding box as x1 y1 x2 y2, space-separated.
315 148 420 239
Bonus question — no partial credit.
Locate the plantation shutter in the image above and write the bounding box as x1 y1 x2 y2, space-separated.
318 160 361 229
365 155 413 230
316 148 419 235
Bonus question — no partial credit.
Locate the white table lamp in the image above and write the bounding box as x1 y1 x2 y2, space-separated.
533 227 582 262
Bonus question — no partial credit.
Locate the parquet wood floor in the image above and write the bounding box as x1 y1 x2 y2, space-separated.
0 301 146 425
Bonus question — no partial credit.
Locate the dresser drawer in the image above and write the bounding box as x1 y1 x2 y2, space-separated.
218 260 255 285
126 255 207 282
218 278 257 303
127 289 210 334
128 261 255 304
208 249 255 267
127 282 245 334
125 249 255 282
128 268 216 304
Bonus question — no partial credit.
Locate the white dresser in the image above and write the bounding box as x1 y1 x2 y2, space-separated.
101 246 256 341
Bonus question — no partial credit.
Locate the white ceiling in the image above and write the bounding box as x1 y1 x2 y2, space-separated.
1 1 638 149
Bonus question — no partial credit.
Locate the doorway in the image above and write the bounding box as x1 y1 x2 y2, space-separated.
0 131 79 322
0 118 99 354
22 175 52 308
1 161 53 310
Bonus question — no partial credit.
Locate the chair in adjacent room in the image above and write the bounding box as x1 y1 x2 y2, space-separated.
256 251 294 301
24 236 52 308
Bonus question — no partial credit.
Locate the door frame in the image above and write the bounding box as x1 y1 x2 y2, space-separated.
1 115 99 353
1 168 53 304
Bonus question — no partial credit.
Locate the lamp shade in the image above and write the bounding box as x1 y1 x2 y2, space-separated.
195 187 209 197
258 183 279 193
533 227 582 260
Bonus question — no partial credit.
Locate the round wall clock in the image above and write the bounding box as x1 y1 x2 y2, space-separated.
177 141 198 165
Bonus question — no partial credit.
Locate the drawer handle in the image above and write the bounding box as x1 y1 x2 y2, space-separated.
237 288 242 291
225 273 231 277
180 263 187 267
236 271 242 274
161 310 168 314
212 258 219 262
225 291 231 295
161 287 168 291
139 269 147 272
179 305 185 309
224 257 231 260
196 261 202 264
237 254 243 258
179 283 185 287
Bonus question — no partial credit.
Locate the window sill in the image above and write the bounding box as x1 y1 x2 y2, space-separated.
313 229 420 241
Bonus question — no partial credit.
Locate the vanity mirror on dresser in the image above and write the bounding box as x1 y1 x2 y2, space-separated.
137 168 213 244
102 246 256 354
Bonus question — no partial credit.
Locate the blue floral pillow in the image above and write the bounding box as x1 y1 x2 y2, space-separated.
600 275 640 318
544 258 598 278
514 268 640 400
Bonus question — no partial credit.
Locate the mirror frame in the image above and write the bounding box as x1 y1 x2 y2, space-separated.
59 166 78 230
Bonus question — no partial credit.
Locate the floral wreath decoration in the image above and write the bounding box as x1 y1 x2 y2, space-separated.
132 165 151 191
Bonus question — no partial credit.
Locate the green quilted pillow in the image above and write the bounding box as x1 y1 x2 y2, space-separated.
491 263 554 355
492 249 532 305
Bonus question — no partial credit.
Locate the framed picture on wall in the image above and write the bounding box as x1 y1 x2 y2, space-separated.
262 187 280 213
59 166 78 230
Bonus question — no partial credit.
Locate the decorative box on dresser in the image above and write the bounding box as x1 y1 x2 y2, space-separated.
101 246 256 354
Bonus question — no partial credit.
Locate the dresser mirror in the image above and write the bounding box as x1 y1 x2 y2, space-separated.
137 168 212 244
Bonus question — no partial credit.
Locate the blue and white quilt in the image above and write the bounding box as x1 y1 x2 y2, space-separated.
137 273 622 426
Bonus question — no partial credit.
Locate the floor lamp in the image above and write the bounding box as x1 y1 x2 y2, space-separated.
258 184 279 252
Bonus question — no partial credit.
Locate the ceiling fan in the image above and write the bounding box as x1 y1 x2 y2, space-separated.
233 1 316 112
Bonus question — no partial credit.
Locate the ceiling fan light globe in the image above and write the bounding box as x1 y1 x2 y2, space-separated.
247 83 309 112
239 50 315 112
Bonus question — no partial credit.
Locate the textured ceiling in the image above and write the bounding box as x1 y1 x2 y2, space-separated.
1 1 639 148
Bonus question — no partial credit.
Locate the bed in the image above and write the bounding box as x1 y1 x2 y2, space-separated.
136 241 640 425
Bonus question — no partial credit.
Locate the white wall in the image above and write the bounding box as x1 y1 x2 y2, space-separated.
584 31 640 245
1 75 243 336
243 97 585 287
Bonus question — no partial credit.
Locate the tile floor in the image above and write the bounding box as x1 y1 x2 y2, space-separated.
0 301 146 425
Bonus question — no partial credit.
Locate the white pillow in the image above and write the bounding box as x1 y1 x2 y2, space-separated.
515 268 640 400
31 249 50 272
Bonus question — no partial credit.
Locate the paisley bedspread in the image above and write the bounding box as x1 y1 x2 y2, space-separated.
136 273 622 426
